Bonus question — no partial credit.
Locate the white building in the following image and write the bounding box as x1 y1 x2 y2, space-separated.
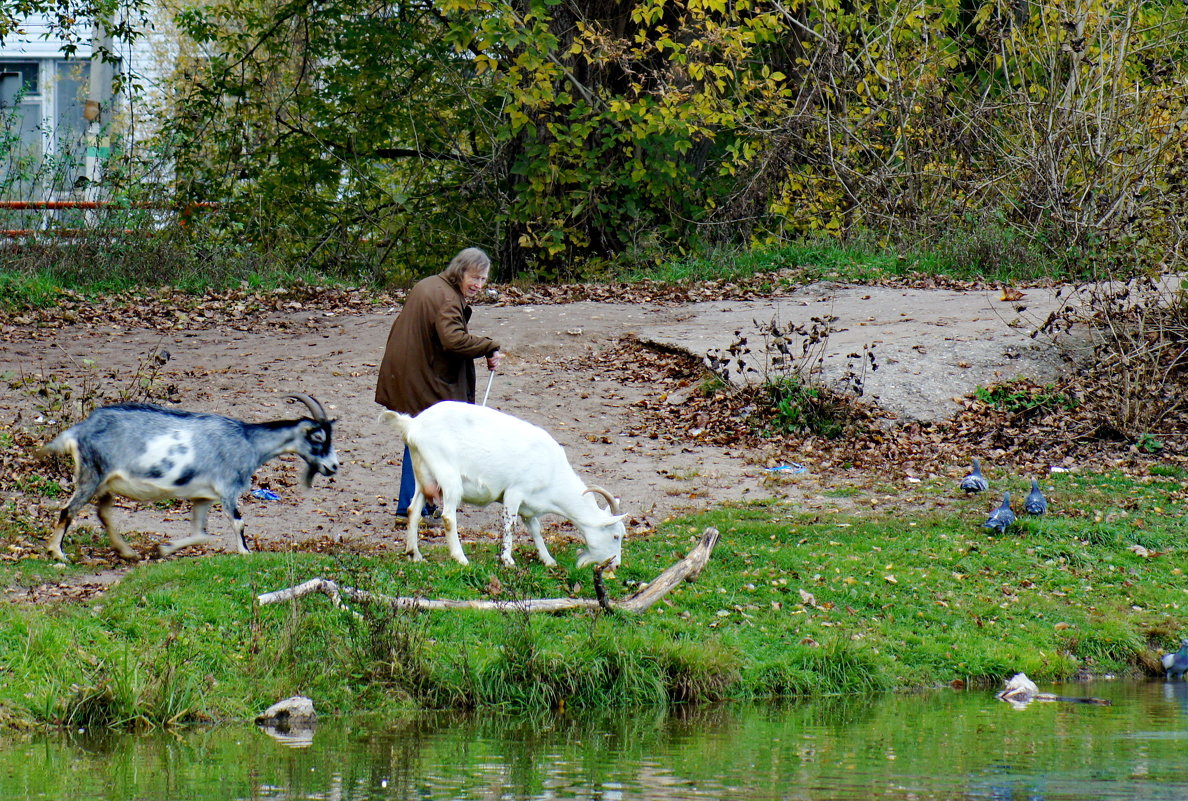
1 12 167 206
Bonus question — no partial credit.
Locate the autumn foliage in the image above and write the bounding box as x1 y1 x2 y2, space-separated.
5 1 1188 281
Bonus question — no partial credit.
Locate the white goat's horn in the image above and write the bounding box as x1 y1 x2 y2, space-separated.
583 485 620 515
285 393 328 421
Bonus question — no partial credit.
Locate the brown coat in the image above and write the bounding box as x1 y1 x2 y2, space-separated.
375 273 500 414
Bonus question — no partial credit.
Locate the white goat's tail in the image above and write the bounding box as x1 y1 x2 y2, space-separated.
378 410 415 440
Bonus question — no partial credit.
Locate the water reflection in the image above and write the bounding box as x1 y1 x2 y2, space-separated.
1 681 1187 800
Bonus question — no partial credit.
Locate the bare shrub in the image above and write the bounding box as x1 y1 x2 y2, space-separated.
706 315 877 438
1042 276 1188 443
1 345 178 495
734 2 1188 273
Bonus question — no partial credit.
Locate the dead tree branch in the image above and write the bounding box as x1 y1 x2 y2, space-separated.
256 527 721 613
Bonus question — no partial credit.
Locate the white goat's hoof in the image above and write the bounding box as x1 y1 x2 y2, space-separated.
451 553 470 567
47 548 69 563
406 550 425 562
500 555 516 567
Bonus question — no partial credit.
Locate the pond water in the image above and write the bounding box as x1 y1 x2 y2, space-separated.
2 681 1187 800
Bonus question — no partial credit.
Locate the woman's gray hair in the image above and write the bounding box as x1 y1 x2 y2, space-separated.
442 247 491 284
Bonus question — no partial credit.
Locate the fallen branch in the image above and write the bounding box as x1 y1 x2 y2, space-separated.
256 527 721 614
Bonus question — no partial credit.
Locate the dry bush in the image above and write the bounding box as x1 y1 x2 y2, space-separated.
706 316 877 439
1042 276 1188 445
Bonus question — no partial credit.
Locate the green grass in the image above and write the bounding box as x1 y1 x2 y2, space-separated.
974 380 1078 416
0 469 1184 728
618 228 1091 286
10 475 65 499
0 264 346 312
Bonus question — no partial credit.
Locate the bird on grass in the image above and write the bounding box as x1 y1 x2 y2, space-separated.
982 492 1016 533
1162 640 1188 680
960 459 990 494
1024 478 1048 516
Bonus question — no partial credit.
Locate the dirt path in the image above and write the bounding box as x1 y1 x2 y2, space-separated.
0 281 1071 570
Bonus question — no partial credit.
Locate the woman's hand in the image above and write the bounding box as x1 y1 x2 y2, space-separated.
486 351 502 371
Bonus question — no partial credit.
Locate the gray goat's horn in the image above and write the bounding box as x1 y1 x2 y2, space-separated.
285 393 328 421
583 485 621 515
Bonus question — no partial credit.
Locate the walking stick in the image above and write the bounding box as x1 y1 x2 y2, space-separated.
481 368 496 406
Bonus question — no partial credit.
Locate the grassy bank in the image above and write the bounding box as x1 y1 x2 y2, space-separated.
616 231 1091 286
0 468 1184 729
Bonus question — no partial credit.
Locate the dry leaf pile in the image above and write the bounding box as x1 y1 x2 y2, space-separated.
6 579 114 604
0 282 399 341
495 269 1026 307
586 337 1187 479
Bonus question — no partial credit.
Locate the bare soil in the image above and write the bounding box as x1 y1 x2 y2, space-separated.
0 281 1074 581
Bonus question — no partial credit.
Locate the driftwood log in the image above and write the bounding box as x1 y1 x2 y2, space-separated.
256 526 720 613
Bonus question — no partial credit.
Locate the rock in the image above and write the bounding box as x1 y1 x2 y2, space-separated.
255 695 317 728
996 672 1039 704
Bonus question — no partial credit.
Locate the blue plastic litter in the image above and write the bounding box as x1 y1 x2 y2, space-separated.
251 488 282 501
765 462 807 474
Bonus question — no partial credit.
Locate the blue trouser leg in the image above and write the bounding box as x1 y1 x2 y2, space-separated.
397 445 416 516
397 445 437 517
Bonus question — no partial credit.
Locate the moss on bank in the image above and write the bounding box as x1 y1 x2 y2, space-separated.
0 470 1184 729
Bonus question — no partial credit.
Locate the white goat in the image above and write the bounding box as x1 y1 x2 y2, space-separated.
380 401 626 568
37 394 338 561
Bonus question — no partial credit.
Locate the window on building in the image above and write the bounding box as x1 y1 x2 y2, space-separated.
0 58 92 202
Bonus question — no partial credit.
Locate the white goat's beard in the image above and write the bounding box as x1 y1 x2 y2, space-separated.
576 550 620 569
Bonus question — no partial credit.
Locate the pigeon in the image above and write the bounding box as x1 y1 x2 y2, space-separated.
982 492 1016 533
1024 478 1048 516
960 459 990 494
1163 640 1188 680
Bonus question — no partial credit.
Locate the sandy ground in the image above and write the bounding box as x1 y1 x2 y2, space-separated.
0 281 1073 567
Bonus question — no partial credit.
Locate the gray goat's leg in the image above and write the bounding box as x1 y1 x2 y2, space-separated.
224 496 250 554
157 499 218 557
45 468 103 562
523 515 557 568
95 493 140 561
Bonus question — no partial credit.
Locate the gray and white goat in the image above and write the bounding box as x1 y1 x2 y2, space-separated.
38 394 338 561
380 401 626 568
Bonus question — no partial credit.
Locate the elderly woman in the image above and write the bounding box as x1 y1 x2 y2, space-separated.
376 247 502 520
